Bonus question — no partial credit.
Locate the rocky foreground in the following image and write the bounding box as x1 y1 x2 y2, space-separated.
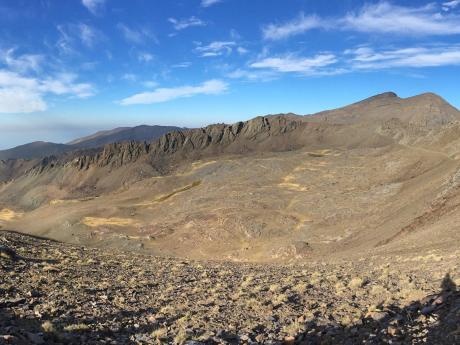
0 231 459 344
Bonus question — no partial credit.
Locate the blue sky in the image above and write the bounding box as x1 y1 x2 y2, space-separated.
1 0 460 148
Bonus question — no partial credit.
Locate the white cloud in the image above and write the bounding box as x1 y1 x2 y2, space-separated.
262 2 460 40
262 13 323 40
121 73 137 82
0 70 95 113
119 79 228 105
0 48 44 73
201 0 223 8
78 23 100 47
56 23 103 54
168 16 206 30
443 0 460 11
237 47 249 55
39 73 94 98
138 52 154 62
143 80 158 88
0 88 46 113
343 2 460 35
347 45 460 69
172 62 191 68
81 0 106 15
227 68 277 82
117 23 157 45
195 41 236 57
250 54 338 74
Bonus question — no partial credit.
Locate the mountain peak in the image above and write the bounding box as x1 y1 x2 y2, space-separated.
363 92 398 102
408 92 447 104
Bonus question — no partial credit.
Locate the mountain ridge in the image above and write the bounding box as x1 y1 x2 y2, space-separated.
0 124 183 161
5 91 460 179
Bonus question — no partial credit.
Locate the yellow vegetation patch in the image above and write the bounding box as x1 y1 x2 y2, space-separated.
278 175 308 191
178 160 217 176
82 217 139 227
50 199 79 206
0 208 23 221
191 160 217 170
279 182 309 192
136 181 202 206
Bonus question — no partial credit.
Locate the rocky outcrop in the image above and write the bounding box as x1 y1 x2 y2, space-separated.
24 115 303 175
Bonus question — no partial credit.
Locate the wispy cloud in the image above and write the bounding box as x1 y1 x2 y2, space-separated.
442 0 460 11
250 54 338 74
227 68 277 82
0 48 44 73
138 52 154 63
142 80 158 88
117 23 157 45
78 23 101 47
343 2 460 35
172 62 191 68
262 13 323 40
119 79 228 105
81 0 106 15
195 41 236 57
237 47 249 55
39 73 94 97
168 16 206 31
121 73 137 82
263 2 460 40
0 70 95 113
346 45 460 69
201 0 223 8
56 23 103 54
0 87 46 113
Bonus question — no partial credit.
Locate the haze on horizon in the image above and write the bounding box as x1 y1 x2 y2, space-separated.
1 0 460 149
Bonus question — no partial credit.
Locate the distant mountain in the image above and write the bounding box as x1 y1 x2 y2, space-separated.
0 125 183 160
0 141 72 161
68 125 183 149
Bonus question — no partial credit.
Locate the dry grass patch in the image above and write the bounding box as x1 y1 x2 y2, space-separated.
310 271 322 285
283 319 306 336
335 281 347 295
269 284 282 293
292 282 308 294
151 327 168 340
241 275 254 289
348 277 365 289
41 321 55 333
137 181 202 206
174 328 188 344
272 293 288 307
64 323 90 332
0 208 23 221
82 217 139 227
160 305 175 315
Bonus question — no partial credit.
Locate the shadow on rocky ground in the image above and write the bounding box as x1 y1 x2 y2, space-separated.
293 273 459 345
2 271 458 344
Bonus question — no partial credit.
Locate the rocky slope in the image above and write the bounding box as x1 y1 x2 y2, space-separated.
0 231 459 344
